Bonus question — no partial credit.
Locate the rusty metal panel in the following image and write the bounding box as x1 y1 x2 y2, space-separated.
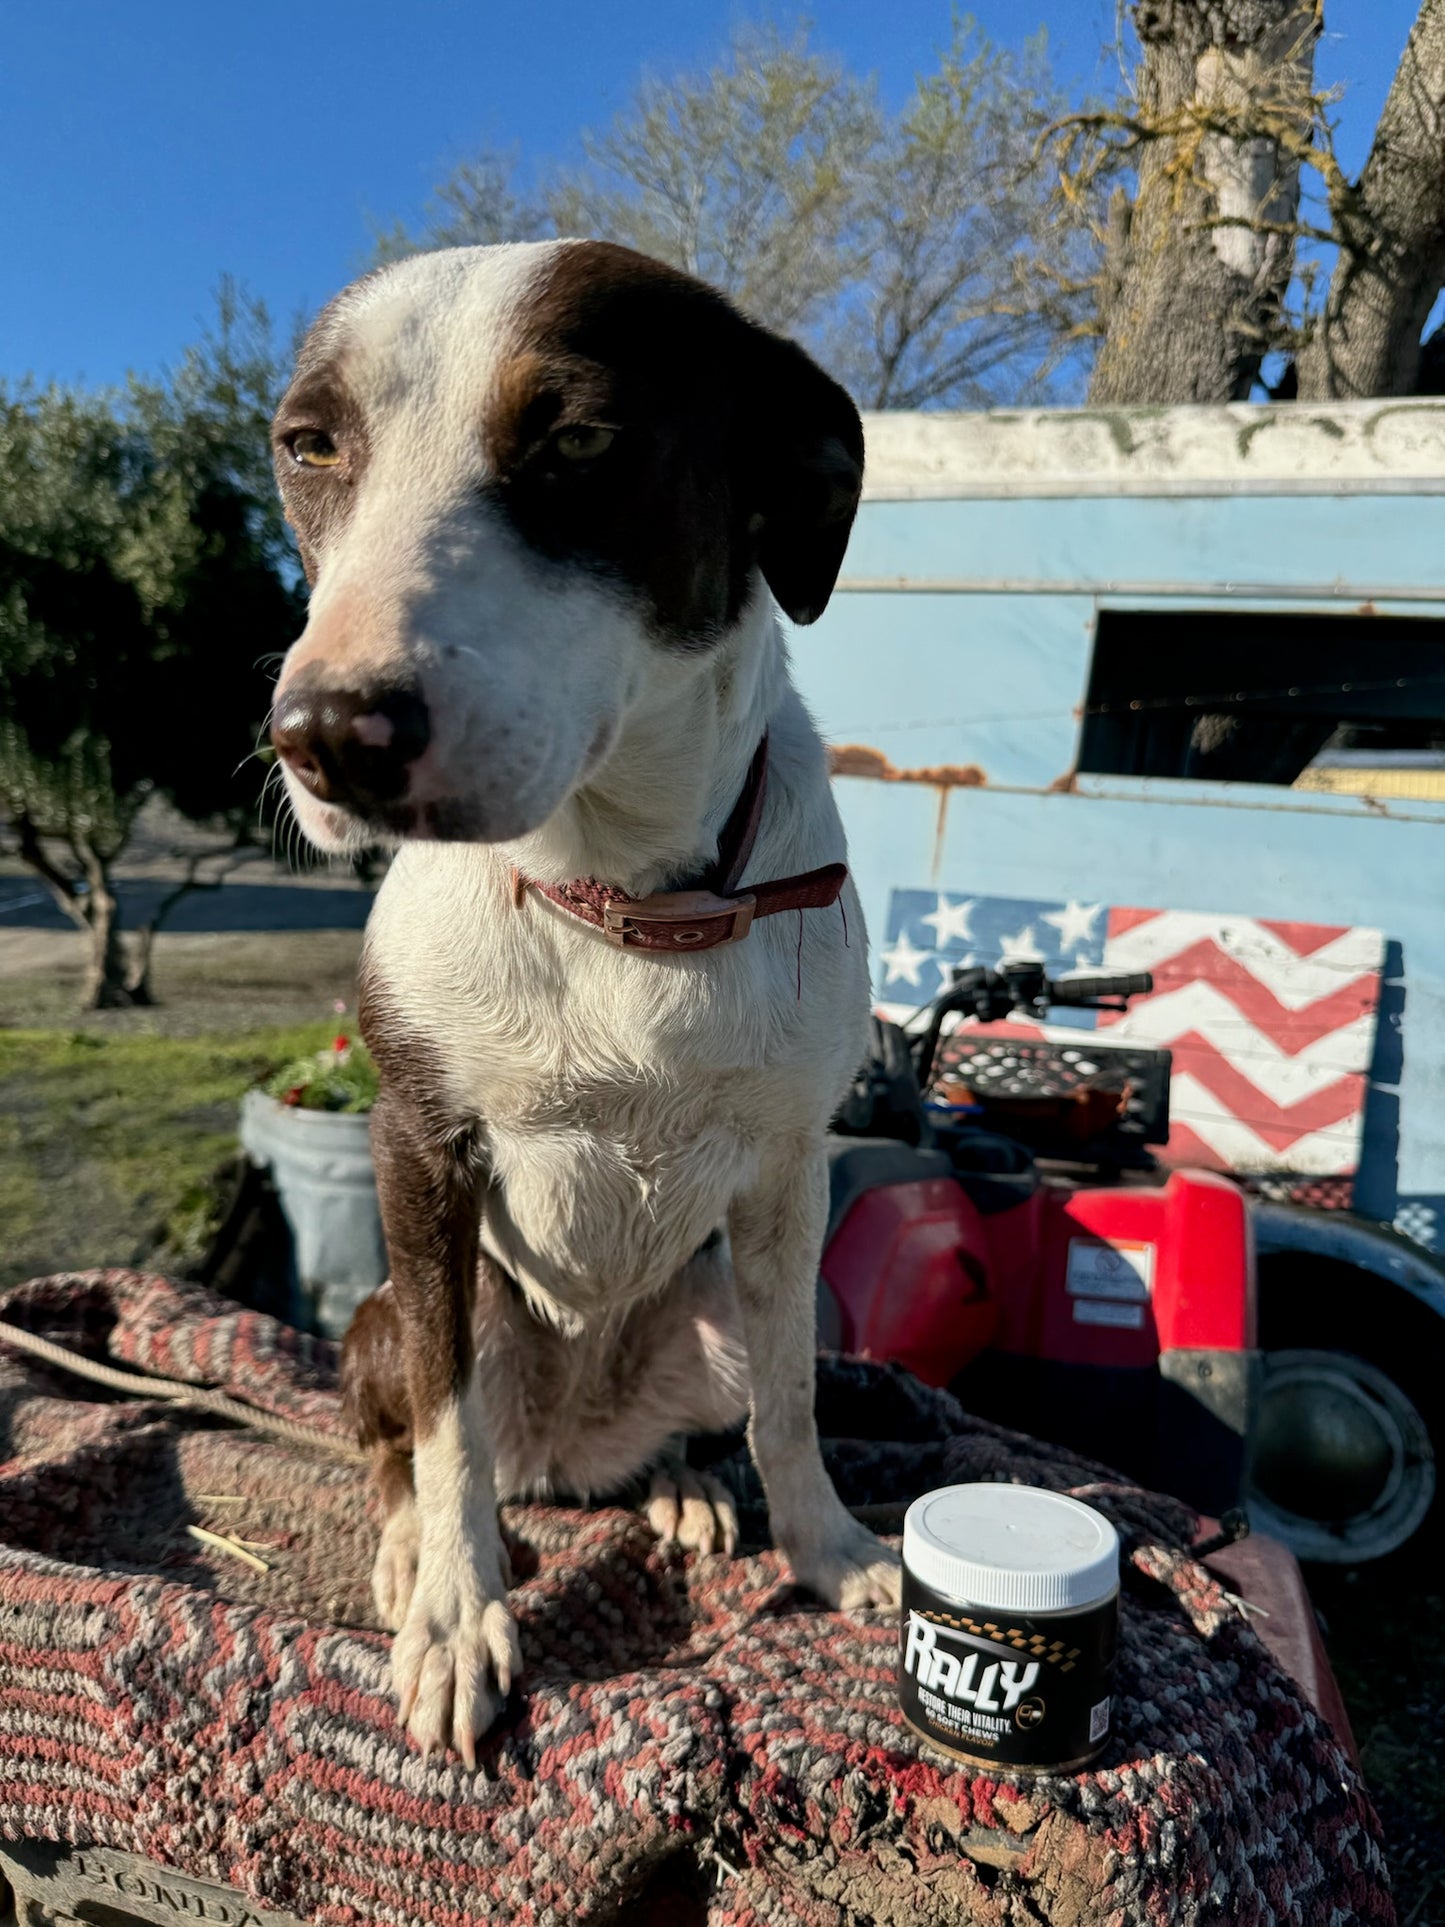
790 591 1092 792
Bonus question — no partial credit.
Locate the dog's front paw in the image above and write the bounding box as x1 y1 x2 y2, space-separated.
392 1561 521 1767
784 1515 903 1614
646 1460 739 1557
371 1502 421 1630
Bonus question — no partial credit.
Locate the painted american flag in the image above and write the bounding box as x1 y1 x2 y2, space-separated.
876 891 1386 1181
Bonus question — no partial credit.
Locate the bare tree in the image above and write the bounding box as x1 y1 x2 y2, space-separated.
371 152 550 263
1075 1 1323 405
380 21 1098 409
549 28 875 341
1295 0 1445 397
829 30 1098 408
1059 1 1445 405
379 7 1445 408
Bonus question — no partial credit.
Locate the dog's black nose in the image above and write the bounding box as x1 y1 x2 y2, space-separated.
271 681 431 811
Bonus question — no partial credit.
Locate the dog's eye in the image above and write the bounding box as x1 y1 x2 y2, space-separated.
289 430 341 469
553 425 615 463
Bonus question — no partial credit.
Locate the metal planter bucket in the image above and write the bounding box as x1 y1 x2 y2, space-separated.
239 1089 387 1339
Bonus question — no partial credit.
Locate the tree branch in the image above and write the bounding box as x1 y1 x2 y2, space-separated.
126 839 264 994
1296 0 1445 397
12 815 87 931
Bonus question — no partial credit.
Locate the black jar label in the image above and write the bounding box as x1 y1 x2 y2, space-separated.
898 1567 1118 1772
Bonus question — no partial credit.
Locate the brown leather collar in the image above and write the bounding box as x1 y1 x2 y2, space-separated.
519 734 847 953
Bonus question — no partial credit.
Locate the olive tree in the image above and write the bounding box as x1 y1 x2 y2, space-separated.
0 288 303 1007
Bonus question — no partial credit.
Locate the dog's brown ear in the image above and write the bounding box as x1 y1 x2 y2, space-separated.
741 333 864 627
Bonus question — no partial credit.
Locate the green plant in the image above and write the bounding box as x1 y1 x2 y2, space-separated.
263 1034 379 1113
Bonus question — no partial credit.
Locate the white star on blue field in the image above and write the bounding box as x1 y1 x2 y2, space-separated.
879 892 1107 1025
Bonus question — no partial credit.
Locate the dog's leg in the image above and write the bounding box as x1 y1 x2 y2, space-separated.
729 1145 902 1610
369 1089 520 1764
340 1283 421 1628
370 1443 421 1629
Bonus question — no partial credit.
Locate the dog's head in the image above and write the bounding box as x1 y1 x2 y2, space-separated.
268 240 863 853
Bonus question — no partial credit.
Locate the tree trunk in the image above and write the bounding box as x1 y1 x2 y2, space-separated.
12 816 154 1010
72 839 154 1010
1088 0 1320 405
78 880 150 1011
119 842 261 1006
1295 0 1445 398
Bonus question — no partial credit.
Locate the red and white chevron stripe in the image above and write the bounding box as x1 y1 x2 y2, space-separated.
1093 910 1385 1176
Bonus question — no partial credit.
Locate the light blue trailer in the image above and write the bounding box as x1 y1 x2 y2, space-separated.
795 400 1445 1558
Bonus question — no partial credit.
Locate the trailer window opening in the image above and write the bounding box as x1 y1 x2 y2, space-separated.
1079 611 1445 799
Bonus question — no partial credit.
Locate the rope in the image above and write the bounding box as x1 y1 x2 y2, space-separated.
0 1318 366 1462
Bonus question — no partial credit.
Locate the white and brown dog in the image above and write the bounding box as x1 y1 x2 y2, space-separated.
269 239 902 1764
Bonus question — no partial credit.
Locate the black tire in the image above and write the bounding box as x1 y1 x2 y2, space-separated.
1251 1252 1442 1564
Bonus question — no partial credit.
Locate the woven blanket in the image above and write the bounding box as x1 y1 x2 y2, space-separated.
0 1270 1393 1926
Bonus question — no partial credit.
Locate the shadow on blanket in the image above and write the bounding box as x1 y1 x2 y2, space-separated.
0 1269 1394 1927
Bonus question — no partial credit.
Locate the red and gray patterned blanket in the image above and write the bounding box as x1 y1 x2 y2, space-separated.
0 1270 1393 1925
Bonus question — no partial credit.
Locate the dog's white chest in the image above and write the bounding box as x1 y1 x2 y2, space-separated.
480 1088 756 1320
368 855 798 1316
475 1028 769 1319
365 799 865 1323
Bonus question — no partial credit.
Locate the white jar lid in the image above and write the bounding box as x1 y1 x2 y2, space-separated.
903 1484 1120 1614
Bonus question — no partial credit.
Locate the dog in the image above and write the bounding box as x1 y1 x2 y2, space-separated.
268 239 902 1763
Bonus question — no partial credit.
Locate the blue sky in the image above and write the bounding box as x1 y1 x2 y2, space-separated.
0 0 1427 389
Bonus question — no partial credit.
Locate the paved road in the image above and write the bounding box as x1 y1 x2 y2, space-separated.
0 874 373 934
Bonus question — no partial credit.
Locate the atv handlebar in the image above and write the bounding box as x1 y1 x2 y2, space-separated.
910 961 1154 1090
1048 971 1155 1006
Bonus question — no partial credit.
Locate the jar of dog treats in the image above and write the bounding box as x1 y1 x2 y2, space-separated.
899 1484 1120 1774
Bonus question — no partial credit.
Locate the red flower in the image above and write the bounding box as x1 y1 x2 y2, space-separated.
332 1035 350 1053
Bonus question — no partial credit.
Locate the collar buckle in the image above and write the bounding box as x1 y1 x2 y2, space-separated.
602 889 756 950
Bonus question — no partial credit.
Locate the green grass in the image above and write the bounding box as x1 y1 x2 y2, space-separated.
0 1020 341 1287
